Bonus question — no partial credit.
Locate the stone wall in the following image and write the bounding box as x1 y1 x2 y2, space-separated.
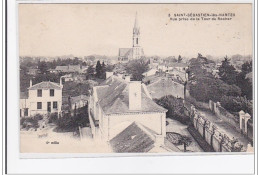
209 100 253 142
209 100 240 131
190 105 244 152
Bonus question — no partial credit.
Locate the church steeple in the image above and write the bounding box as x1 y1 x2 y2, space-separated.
133 12 140 47
133 12 139 34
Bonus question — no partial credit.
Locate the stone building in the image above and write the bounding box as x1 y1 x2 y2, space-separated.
20 80 63 117
118 12 144 62
88 75 167 144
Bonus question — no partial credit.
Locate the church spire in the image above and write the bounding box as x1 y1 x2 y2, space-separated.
134 12 139 29
133 12 140 35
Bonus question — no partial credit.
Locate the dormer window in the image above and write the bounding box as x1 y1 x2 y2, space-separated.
50 89 54 96
37 89 42 97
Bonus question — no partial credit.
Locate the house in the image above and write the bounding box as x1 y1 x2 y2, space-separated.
146 77 187 99
167 69 188 83
142 68 158 77
70 95 89 110
118 12 144 62
55 65 87 74
61 74 74 82
47 69 59 74
168 62 188 72
88 75 167 144
28 68 40 75
20 92 29 117
21 80 63 116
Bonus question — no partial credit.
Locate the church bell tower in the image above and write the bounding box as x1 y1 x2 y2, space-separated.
132 12 143 59
133 12 140 48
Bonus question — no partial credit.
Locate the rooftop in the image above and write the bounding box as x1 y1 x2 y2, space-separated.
109 122 155 153
119 48 133 57
95 76 167 115
70 95 89 105
147 78 185 99
28 81 62 90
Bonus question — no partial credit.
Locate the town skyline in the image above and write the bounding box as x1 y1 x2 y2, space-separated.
19 4 252 58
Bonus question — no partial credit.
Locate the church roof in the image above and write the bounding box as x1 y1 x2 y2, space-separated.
95 76 167 115
118 48 133 57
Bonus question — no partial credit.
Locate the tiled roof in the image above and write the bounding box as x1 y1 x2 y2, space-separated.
147 78 185 99
28 81 62 90
119 48 133 57
95 76 167 115
55 65 82 72
168 62 188 67
109 122 155 153
55 66 68 71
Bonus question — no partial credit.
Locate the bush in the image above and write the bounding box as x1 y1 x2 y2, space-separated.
33 114 43 121
55 105 89 132
48 112 58 123
155 95 190 124
20 115 43 130
220 95 253 116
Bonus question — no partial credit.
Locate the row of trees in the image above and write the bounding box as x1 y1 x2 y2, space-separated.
218 57 252 100
188 55 253 116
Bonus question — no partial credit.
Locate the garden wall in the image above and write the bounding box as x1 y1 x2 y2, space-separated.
189 105 244 152
209 100 240 131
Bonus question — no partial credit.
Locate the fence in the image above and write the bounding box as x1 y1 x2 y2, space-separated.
190 105 244 152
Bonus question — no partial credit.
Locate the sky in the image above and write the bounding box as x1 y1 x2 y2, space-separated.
19 4 252 58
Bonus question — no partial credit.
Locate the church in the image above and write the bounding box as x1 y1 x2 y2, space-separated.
118 13 144 62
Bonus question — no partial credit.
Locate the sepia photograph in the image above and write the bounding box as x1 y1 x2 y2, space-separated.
18 3 253 154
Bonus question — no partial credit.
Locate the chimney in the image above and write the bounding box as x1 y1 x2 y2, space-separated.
106 72 113 79
129 81 141 110
60 77 63 87
30 79 32 87
125 75 131 82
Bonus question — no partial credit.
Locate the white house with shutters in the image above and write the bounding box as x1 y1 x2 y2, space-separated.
20 80 63 117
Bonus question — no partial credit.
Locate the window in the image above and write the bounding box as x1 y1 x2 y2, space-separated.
37 102 42 109
50 89 54 96
136 38 138 45
37 89 42 97
24 108 28 116
53 101 58 109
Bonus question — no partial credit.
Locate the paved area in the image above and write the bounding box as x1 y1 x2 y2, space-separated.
197 108 250 149
166 118 203 152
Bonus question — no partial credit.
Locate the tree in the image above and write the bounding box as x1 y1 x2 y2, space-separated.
189 76 241 102
179 135 192 152
86 65 95 79
38 61 48 74
241 60 252 74
178 55 183 63
126 59 149 81
218 56 238 85
87 65 95 79
235 61 253 100
220 95 253 116
154 95 190 124
100 61 106 79
95 61 102 78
